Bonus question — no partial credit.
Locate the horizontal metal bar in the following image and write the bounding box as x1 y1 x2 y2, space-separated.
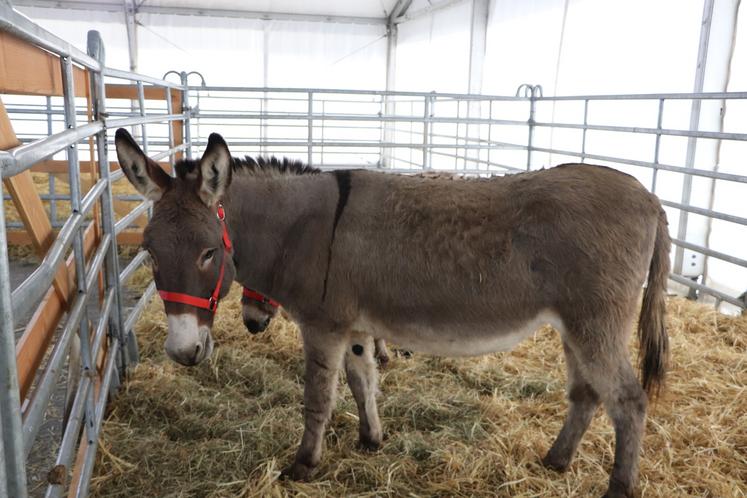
102 67 184 89
668 274 744 308
533 120 747 142
150 143 189 161
660 199 747 227
195 111 525 126
110 169 125 182
124 281 156 333
429 151 524 172
91 289 115 367
105 113 187 129
84 234 111 292
671 238 747 269
0 2 101 70
114 201 151 234
193 86 526 101
190 140 523 149
394 0 467 24
119 250 149 284
537 91 747 101
529 146 747 184
15 0 389 25
0 122 103 178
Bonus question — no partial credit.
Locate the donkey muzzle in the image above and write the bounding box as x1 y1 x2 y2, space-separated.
165 313 213 366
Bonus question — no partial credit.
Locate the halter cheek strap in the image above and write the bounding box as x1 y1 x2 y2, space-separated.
157 204 232 314
242 287 280 309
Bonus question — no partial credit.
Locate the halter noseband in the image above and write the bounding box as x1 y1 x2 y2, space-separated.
157 204 232 313
242 287 280 309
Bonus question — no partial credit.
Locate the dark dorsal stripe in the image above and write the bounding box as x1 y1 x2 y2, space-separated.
322 170 352 301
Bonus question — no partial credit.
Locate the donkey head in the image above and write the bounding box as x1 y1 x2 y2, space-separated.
241 289 280 333
115 128 235 366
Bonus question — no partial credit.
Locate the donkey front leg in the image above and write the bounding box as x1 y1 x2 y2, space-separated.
283 328 348 481
345 333 383 450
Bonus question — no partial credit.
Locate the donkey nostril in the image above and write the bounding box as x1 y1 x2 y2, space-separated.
193 342 202 361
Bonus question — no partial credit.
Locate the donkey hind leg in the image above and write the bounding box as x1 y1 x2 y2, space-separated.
543 342 601 472
345 333 383 450
282 329 348 481
566 322 648 498
373 337 390 366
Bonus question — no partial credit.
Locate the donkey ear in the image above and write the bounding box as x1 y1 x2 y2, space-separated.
114 128 171 201
198 133 232 206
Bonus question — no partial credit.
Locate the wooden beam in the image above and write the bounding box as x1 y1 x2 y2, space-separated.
30 159 170 174
7 230 143 246
0 31 87 97
105 83 173 101
171 91 184 161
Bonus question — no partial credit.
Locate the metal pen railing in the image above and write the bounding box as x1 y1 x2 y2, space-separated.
187 85 746 310
0 4 193 496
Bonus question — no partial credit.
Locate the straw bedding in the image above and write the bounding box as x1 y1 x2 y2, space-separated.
88 285 746 497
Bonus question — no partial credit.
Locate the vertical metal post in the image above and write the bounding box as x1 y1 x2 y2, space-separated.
0 411 7 498
87 30 135 372
46 96 57 226
526 93 536 171
422 94 431 169
675 0 714 274
454 99 461 170
409 100 414 167
61 56 97 443
165 87 175 170
378 94 386 167
652 98 665 193
136 80 148 155
0 188 28 498
580 99 589 163
180 71 192 158
486 99 493 172
320 100 326 167
307 92 313 166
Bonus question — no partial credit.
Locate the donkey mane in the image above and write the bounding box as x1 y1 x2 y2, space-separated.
173 155 320 181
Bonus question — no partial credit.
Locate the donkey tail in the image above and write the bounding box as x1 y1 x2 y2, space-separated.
638 208 671 398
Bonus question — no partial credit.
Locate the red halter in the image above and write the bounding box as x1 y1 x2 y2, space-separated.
242 287 280 308
157 204 232 313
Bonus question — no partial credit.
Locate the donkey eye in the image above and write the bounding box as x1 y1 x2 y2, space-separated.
200 248 217 267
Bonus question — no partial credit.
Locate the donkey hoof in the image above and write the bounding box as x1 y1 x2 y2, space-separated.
541 453 570 473
358 436 382 452
601 485 634 498
280 461 314 481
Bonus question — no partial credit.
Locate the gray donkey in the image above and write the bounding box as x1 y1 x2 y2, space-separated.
115 128 670 498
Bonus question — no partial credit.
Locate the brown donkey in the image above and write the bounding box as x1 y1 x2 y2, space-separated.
115 128 670 498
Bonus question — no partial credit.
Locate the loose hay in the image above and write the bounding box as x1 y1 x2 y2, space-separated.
91 285 747 497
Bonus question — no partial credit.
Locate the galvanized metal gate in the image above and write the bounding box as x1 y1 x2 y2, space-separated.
0 4 193 496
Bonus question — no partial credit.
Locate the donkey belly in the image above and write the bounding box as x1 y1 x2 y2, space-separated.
351 310 565 357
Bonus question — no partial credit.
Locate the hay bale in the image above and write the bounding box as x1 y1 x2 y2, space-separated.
91 287 747 497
